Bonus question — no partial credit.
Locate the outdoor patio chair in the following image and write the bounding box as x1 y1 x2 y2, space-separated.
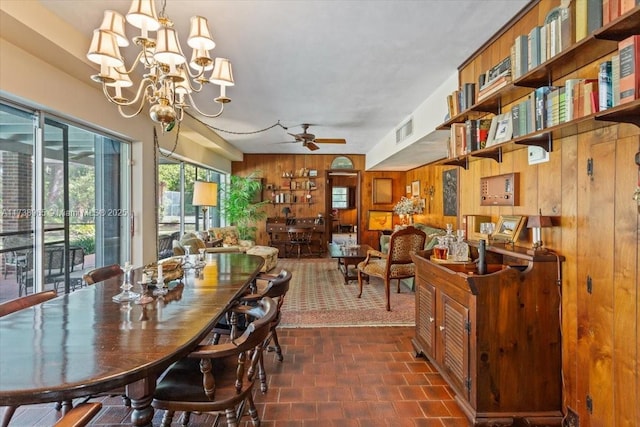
357 226 426 311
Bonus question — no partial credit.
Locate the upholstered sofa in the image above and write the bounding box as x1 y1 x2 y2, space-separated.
380 223 445 254
172 227 255 256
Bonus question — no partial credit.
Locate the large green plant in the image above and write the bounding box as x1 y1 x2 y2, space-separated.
221 171 270 241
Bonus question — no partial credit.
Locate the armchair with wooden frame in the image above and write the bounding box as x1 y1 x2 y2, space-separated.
356 226 426 311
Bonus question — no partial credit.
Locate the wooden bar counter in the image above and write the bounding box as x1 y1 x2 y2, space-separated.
0 253 264 427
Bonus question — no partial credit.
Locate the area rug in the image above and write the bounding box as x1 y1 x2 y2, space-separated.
276 258 415 328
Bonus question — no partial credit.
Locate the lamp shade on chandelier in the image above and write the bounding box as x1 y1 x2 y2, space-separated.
86 0 234 130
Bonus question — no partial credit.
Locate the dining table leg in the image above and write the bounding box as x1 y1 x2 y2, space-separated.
126 376 156 427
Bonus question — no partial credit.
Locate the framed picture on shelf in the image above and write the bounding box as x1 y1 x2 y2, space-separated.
411 180 420 197
486 113 513 147
367 210 393 231
372 178 393 204
492 215 527 243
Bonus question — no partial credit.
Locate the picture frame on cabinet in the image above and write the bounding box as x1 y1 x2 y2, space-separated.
492 215 526 243
486 113 513 147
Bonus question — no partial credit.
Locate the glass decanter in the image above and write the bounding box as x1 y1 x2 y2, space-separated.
433 236 449 260
451 233 470 262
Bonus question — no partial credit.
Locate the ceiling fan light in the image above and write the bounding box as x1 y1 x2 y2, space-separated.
210 58 234 86
187 16 215 51
99 10 129 47
154 27 186 65
87 29 124 67
126 0 160 32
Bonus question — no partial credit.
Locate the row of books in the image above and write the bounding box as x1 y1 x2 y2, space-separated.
577 0 639 42
514 7 571 79
447 34 639 155
446 83 476 118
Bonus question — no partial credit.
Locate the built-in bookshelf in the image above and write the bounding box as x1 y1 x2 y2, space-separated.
438 5 640 170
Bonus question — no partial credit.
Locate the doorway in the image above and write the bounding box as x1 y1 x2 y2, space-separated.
325 170 361 245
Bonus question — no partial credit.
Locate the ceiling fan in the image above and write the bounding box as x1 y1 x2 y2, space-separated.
285 124 346 151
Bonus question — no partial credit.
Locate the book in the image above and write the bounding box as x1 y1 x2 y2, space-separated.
619 35 640 104
450 123 467 157
465 120 478 152
559 6 572 52
511 104 520 138
609 0 621 22
576 0 604 41
565 79 583 120
514 35 529 78
476 119 492 149
463 83 476 110
611 54 621 106
540 25 548 63
583 80 599 114
535 86 553 130
621 0 637 13
558 87 567 123
598 60 613 111
528 26 541 70
477 75 512 101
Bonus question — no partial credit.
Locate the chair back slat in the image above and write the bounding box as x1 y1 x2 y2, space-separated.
83 264 123 285
0 290 57 317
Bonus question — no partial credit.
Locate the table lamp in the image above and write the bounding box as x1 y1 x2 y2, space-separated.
527 210 552 253
192 181 218 232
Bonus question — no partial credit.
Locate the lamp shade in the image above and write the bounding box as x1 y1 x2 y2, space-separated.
192 181 218 207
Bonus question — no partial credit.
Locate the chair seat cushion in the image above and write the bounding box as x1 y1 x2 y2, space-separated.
153 356 253 410
357 259 415 279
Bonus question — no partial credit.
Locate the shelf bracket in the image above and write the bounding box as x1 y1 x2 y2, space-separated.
473 146 502 164
443 157 469 170
515 133 552 152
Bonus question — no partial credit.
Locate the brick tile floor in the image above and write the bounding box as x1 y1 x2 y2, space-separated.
1 326 471 426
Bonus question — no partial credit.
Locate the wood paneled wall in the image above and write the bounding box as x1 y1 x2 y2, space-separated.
414 0 639 425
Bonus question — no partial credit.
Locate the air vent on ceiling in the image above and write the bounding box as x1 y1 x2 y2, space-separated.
395 117 413 143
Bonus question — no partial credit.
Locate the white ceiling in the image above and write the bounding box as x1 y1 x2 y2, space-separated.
35 0 529 170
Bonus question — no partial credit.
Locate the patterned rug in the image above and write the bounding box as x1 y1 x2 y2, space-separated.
276 258 415 328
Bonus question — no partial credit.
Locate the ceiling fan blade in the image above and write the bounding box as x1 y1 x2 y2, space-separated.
305 142 320 151
315 138 346 144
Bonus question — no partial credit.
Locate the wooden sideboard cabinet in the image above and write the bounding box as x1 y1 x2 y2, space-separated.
266 217 326 256
411 245 564 426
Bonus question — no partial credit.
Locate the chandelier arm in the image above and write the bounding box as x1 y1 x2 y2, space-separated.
114 50 149 76
116 97 148 119
185 92 225 118
101 78 155 107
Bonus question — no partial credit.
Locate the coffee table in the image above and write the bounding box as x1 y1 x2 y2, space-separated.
327 243 372 285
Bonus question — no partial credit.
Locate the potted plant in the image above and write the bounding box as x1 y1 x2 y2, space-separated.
220 171 270 241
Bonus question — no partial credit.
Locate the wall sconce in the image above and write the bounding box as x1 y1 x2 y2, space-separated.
282 206 291 219
527 209 552 253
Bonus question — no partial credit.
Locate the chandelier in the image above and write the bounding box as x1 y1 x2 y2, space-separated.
86 0 234 131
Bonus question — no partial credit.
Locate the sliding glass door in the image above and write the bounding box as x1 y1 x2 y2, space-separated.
0 101 131 301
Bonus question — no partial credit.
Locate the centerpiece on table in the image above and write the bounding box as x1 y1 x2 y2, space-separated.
393 196 423 225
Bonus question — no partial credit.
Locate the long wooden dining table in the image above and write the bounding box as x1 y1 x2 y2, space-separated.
0 253 264 426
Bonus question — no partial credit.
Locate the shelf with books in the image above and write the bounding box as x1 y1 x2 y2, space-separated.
437 108 486 131
593 6 640 41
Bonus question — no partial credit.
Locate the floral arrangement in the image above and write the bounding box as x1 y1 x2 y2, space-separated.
393 196 423 216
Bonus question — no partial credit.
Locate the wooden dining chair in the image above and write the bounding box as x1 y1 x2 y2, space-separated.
152 297 278 427
0 290 58 427
82 264 123 285
286 227 314 258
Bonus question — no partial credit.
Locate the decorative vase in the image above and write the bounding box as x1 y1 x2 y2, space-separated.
408 215 414 225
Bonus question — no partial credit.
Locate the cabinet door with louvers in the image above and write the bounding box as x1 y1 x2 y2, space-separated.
438 293 470 399
414 279 437 359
